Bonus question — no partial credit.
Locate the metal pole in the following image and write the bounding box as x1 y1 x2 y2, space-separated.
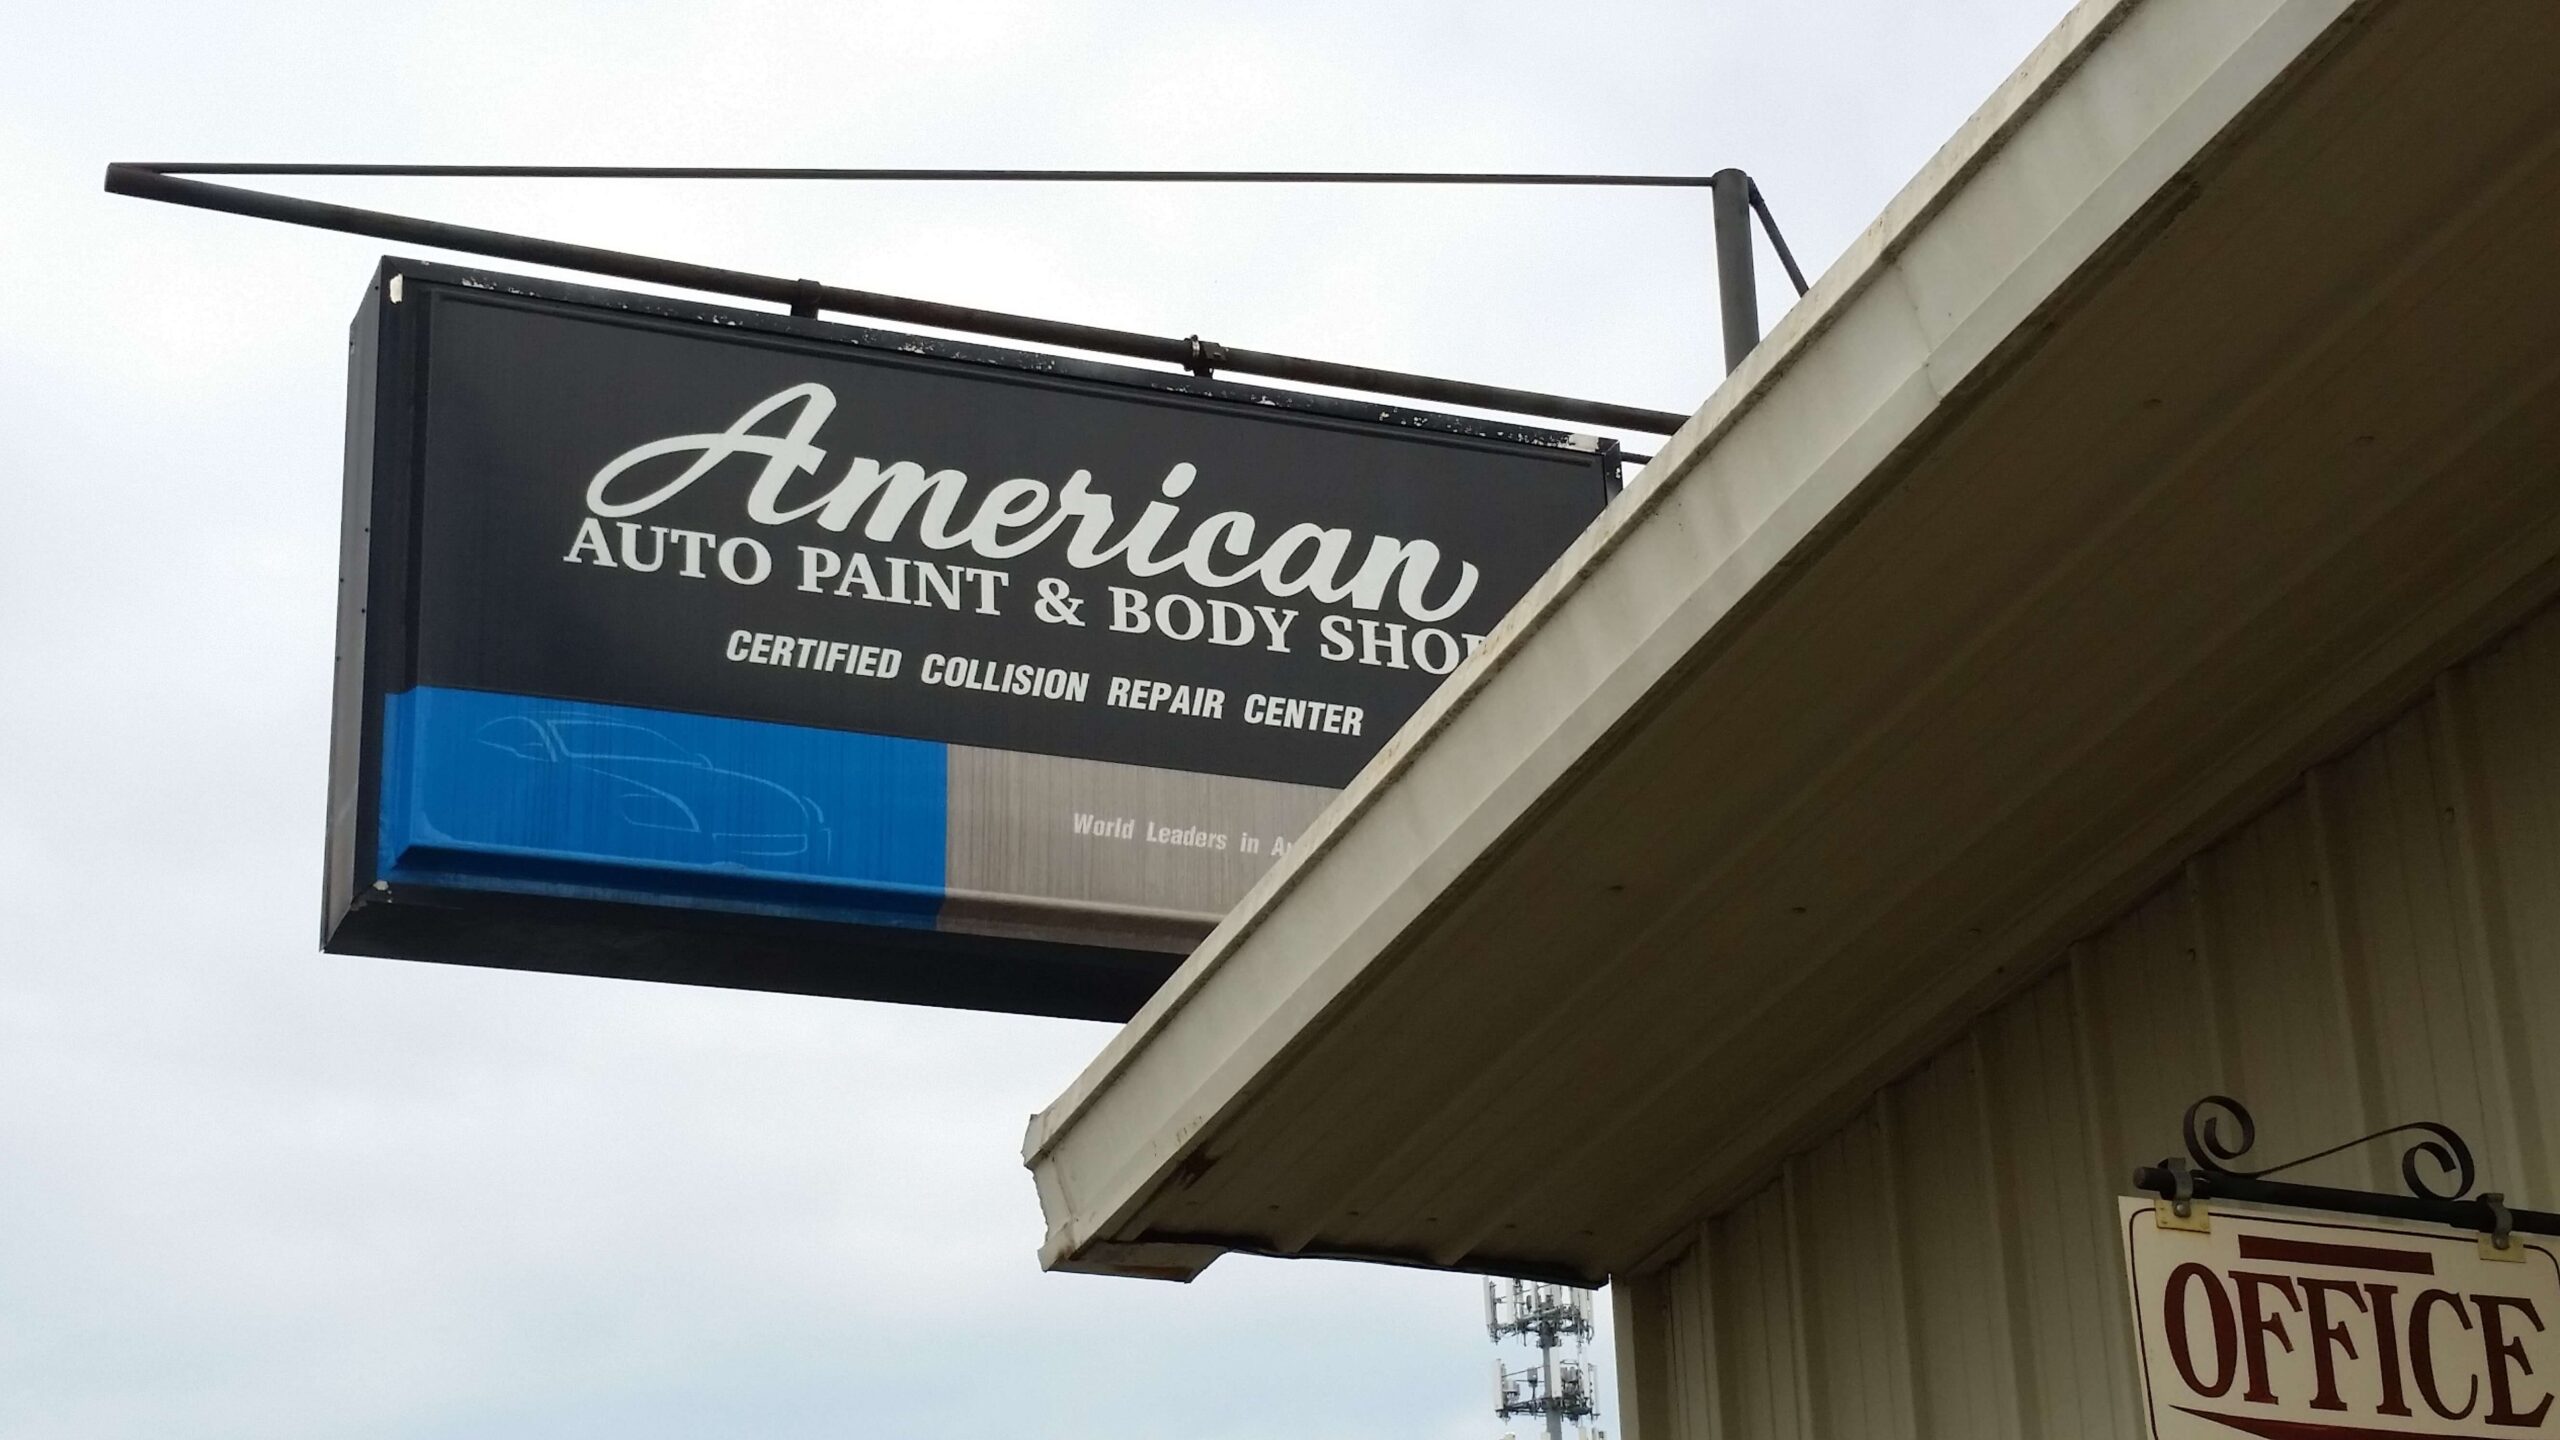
1543 1318 1563 1440
121 162 1723 188
1711 168 1760 373
101 163 1689 436
1746 179 1813 297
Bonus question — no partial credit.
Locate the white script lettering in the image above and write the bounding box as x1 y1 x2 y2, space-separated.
582 385 1481 624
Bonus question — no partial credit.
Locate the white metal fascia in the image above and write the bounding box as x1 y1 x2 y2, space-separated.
1024 0 2367 1278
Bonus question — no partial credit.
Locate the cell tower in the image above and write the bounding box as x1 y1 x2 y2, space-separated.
1484 1278 1603 1440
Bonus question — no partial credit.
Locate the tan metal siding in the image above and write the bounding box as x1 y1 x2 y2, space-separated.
1628 601 2560 1439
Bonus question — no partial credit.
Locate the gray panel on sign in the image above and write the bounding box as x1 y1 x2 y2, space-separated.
944 746 1334 954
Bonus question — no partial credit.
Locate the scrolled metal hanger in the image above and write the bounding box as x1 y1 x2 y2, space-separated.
2133 1093 2560 1240
2179 1093 2478 1201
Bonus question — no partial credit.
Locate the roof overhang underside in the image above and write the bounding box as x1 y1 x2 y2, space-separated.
1026 0 2560 1285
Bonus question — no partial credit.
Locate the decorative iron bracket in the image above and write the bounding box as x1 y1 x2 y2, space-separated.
2133 1095 2560 1246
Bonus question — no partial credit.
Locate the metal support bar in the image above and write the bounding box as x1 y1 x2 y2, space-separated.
121 162 1725 188
103 162 1692 435
1711 168 1759 373
1747 180 1813 296
2132 1164 2560 1238
2134 1095 2560 1239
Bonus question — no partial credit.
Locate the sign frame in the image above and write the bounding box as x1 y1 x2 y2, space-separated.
2120 1196 2560 1440
322 258 1618 1020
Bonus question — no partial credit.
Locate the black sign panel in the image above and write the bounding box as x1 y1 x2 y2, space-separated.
324 260 1615 1018
411 270 1609 787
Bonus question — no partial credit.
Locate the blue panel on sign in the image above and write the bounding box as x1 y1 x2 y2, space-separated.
377 687 945 925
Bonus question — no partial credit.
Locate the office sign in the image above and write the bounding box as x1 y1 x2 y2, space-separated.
324 260 1615 1018
2121 1197 2560 1439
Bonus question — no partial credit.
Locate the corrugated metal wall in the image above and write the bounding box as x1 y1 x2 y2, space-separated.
1619 599 2560 1440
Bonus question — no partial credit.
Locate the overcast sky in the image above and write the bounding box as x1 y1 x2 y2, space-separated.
3 3 2077 1436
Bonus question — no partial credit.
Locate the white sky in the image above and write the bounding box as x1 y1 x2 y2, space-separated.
2 3 2077 1436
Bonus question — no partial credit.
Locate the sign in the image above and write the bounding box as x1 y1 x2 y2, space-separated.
2122 1198 2560 1439
324 260 1615 1018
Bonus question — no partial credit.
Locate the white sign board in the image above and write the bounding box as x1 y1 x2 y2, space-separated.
2122 1197 2560 1439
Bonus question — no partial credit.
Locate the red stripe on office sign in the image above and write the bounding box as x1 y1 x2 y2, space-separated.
2236 1235 2434 1274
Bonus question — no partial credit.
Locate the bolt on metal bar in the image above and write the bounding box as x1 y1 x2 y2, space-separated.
101 161 1747 434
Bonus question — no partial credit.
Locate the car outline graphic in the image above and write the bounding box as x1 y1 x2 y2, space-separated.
474 715 832 862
